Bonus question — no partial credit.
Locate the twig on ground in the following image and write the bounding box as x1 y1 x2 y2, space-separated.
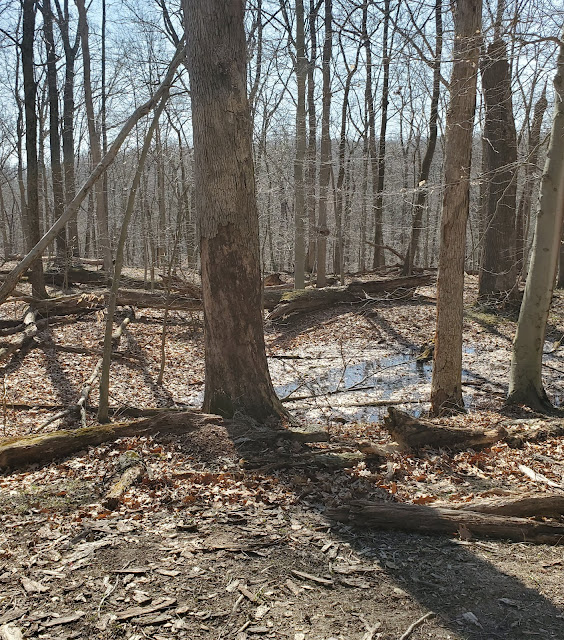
398 612 434 640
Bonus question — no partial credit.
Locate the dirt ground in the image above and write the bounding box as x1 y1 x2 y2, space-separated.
1 273 564 640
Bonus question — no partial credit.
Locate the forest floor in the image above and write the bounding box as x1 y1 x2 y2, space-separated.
1 272 564 640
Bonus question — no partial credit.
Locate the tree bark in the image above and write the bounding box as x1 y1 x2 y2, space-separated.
507 29 564 413
22 0 47 298
430 0 482 415
316 0 333 287
293 0 307 290
402 0 442 276
478 39 518 299
327 500 564 545
184 0 285 420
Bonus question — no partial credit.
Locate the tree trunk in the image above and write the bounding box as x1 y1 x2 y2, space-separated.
98 93 170 423
371 0 390 270
22 0 47 298
430 0 482 415
507 29 564 413
293 0 307 290
55 0 81 256
43 0 67 261
478 39 518 299
76 0 111 272
316 0 333 288
402 0 442 276
184 0 285 421
305 0 318 274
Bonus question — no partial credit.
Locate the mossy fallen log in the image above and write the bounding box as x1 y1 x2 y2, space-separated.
383 407 507 451
327 499 564 545
268 274 434 320
0 411 221 472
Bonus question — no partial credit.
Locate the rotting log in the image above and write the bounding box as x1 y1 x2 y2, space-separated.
383 407 507 451
268 274 434 320
0 413 327 472
327 499 564 545
0 307 38 363
103 452 146 510
453 493 564 518
0 411 221 472
504 419 564 447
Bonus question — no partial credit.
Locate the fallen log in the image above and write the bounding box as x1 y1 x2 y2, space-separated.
0 410 221 472
454 493 564 518
0 307 39 363
383 407 507 451
327 499 564 545
267 274 434 321
103 452 146 510
504 419 564 447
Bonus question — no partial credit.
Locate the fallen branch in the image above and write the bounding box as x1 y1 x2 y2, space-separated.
0 307 38 363
518 464 564 490
383 408 507 451
103 453 146 510
268 274 434 321
327 499 564 545
454 493 564 518
398 612 434 640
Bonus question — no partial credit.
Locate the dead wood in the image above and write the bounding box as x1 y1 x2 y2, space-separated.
267 274 434 321
159 273 201 297
504 419 564 447
327 499 564 545
383 407 507 451
0 410 221 472
103 454 146 510
454 493 564 518
0 307 39 363
38 315 133 430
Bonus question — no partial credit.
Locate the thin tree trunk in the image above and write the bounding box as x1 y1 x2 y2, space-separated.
430 0 482 415
98 93 170 423
316 0 332 287
76 0 111 272
402 0 442 276
22 0 47 298
294 0 307 290
507 28 564 413
305 0 318 274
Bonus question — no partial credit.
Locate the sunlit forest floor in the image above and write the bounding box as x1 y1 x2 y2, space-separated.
1 272 564 639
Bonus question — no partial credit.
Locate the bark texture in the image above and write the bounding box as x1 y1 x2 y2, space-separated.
507 28 564 412
430 0 482 415
184 0 285 420
478 39 518 298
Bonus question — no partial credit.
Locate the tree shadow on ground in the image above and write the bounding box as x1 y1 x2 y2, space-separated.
162 418 564 639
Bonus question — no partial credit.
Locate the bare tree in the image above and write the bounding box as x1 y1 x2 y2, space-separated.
431 0 482 415
184 0 286 419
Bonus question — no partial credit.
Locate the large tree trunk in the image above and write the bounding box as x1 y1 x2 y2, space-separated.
507 28 564 413
184 0 285 420
402 0 442 276
293 0 307 290
430 0 482 415
478 39 518 299
22 0 47 298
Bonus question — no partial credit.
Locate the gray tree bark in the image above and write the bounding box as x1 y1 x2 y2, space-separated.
430 0 482 415
183 0 285 420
